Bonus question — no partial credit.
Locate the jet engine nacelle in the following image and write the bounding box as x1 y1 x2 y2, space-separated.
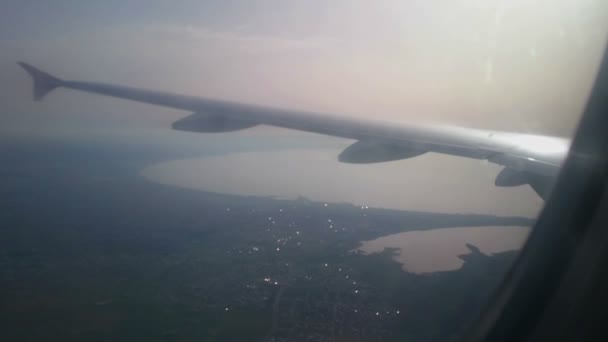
172 112 257 133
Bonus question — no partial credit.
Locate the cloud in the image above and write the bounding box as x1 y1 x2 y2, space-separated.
143 25 334 53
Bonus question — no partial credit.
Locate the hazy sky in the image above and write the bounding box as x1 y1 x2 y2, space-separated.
2 0 608 137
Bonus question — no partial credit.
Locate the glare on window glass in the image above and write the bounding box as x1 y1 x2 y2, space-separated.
1 1 607 341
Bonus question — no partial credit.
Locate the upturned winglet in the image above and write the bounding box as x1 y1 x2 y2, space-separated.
18 62 63 101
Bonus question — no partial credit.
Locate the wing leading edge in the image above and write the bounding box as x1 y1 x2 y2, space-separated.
18 62 570 199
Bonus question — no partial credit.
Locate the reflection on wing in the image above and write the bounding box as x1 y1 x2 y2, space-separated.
18 62 570 198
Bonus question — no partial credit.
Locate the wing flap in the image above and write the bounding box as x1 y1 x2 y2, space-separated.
172 112 258 133
338 140 427 163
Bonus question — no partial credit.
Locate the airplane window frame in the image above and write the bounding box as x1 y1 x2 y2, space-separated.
462 42 608 342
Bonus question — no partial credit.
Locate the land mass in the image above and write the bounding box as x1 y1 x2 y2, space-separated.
0 138 532 342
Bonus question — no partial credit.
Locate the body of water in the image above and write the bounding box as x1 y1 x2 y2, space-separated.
356 225 530 273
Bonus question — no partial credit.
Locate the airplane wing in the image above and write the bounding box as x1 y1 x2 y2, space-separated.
18 62 570 199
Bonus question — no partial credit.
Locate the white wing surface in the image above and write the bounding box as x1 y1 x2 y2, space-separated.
19 62 570 198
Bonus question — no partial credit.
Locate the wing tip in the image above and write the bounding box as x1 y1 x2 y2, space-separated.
18 62 62 101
